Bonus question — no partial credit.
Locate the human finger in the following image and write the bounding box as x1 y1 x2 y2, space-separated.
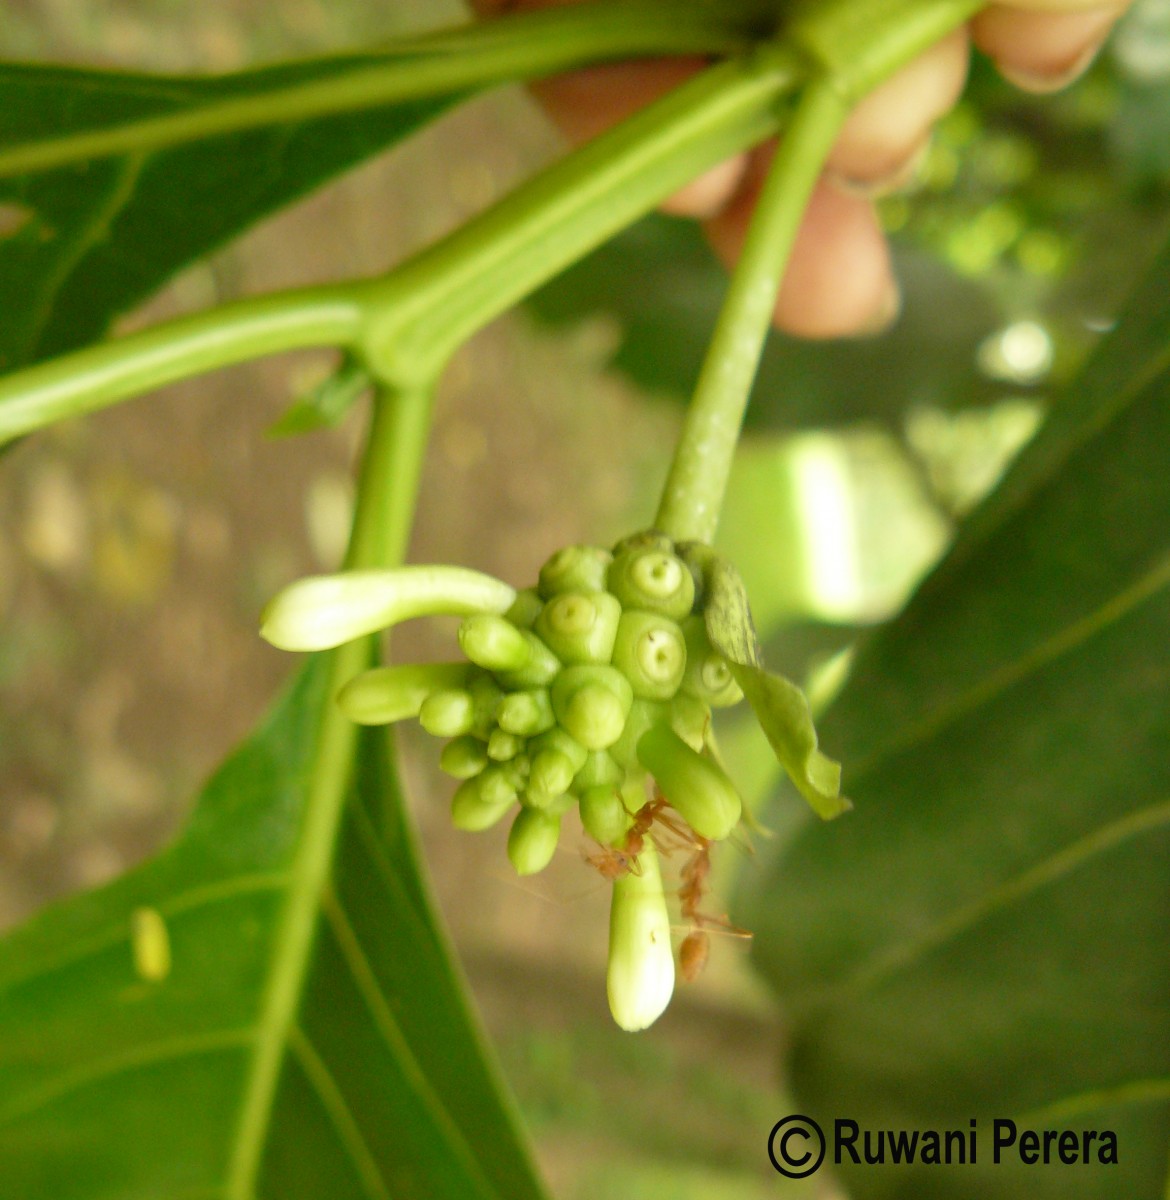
972 1 1131 92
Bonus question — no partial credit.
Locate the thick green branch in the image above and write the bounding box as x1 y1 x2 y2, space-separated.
0 47 804 442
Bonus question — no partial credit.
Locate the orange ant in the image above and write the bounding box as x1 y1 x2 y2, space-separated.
583 787 752 981
586 792 693 881
676 836 752 983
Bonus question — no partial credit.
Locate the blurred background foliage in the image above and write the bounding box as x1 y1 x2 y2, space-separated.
1 0 1168 1197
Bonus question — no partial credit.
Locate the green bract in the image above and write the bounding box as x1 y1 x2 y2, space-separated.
261 531 847 1030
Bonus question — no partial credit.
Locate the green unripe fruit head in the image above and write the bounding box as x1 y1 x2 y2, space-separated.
439 735 489 779
538 544 612 597
507 808 561 876
611 611 686 700
534 591 621 665
551 665 633 751
635 723 741 841
579 786 631 846
680 617 743 707
607 546 695 620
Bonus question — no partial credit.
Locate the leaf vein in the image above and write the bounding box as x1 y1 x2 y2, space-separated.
286 1025 393 1200
849 552 1170 784
814 797 1170 1010
0 1027 254 1126
319 886 502 1200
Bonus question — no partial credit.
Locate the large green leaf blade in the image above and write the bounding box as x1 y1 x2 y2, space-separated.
0 659 547 1200
0 56 457 370
741 236 1170 1198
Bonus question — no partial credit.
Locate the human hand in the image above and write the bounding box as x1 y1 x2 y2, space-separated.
471 0 1132 337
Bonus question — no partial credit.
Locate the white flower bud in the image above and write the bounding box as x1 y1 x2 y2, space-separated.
261 566 515 652
606 841 675 1032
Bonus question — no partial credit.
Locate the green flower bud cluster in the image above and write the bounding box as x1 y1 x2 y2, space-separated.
330 536 745 890
260 534 753 1032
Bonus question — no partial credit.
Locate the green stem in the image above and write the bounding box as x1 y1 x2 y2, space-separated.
0 47 803 442
0 0 768 181
0 285 363 444
361 43 804 384
655 79 848 544
653 0 985 544
228 384 433 1197
0 0 982 447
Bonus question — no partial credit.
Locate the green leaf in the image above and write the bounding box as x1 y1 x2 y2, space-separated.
267 357 373 438
526 214 1004 426
0 57 458 370
741 233 1170 1198
0 658 547 1200
680 542 848 820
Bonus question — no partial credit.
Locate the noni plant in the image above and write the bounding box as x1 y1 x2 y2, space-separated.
0 1 1166 1199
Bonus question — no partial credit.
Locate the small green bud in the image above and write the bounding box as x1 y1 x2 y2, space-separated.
494 630 561 689
538 544 612 597
669 692 710 752
636 723 741 841
467 675 503 735
534 591 621 665
607 841 675 1032
607 697 670 771
439 735 489 779
336 662 476 725
611 611 686 700
481 763 520 805
573 750 624 791
261 566 515 651
419 689 476 738
507 808 562 875
551 665 633 751
680 617 743 707
579 785 631 846
458 614 530 673
497 689 555 736
529 727 589 774
527 750 576 801
451 769 516 831
505 587 544 630
487 728 524 761
607 546 695 620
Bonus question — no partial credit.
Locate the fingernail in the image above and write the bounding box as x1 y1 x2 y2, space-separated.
995 40 1102 95
828 137 932 200
857 278 902 338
